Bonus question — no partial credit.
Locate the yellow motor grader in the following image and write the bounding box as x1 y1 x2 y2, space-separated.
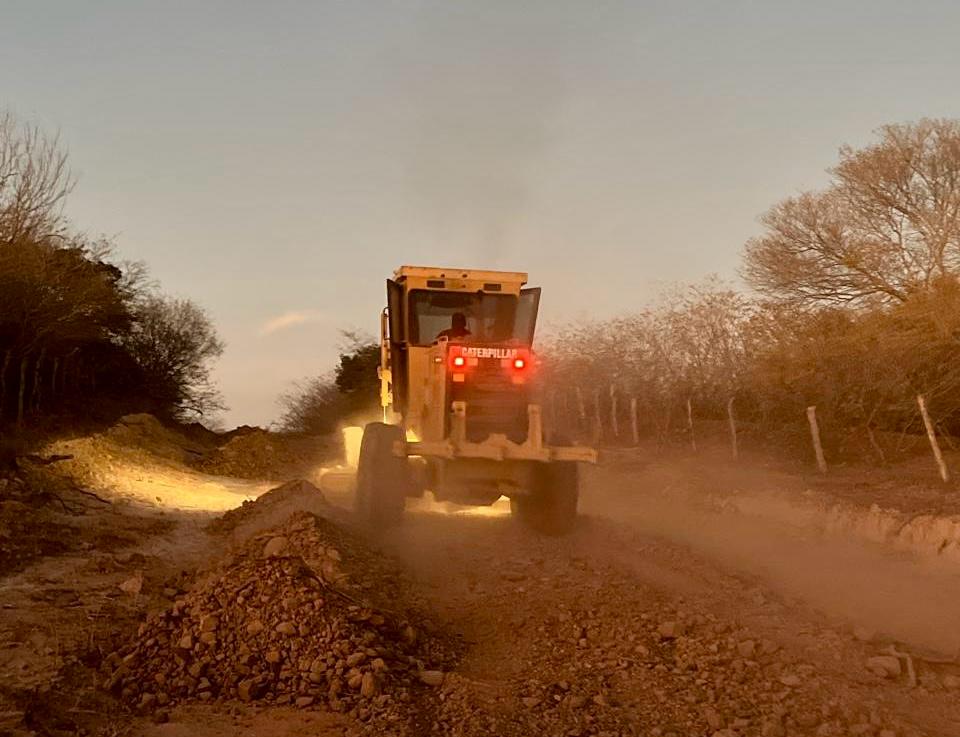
354 265 596 534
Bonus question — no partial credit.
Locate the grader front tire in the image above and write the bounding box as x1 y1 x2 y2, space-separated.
355 422 409 528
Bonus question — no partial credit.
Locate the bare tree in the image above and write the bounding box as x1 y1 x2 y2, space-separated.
0 112 74 247
122 296 225 420
745 119 960 307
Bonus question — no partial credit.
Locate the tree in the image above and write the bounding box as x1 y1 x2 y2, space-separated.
745 119 960 307
122 296 225 420
0 112 73 247
279 332 381 434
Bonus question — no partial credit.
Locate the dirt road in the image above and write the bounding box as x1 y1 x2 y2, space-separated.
5 436 960 736
371 485 960 737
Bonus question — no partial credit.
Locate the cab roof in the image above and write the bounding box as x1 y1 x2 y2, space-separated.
394 265 528 285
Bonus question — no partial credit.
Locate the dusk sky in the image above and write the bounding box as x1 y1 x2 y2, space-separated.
4 1 960 426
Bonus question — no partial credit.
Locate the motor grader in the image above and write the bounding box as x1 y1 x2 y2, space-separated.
354 265 597 534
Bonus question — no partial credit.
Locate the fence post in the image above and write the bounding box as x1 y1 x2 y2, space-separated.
575 386 587 431
609 384 619 439
727 397 739 461
806 406 827 473
918 394 950 483
630 397 639 446
686 397 697 452
592 388 602 445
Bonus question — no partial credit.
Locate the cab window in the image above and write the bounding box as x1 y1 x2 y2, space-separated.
408 290 520 346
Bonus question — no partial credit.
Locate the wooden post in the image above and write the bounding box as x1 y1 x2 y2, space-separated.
592 388 602 444
0 349 9 420
16 355 28 427
918 394 950 483
727 397 739 461
630 397 639 446
609 384 619 439
806 406 827 473
686 397 697 452
575 386 587 428
50 356 60 400
31 347 45 411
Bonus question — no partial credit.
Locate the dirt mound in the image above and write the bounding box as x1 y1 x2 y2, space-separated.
102 414 204 462
207 479 336 540
102 511 456 733
198 429 300 479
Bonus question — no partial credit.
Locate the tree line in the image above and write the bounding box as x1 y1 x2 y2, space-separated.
0 112 223 430
543 119 960 462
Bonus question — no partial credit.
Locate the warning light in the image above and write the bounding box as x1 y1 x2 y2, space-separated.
513 358 526 370
453 356 466 367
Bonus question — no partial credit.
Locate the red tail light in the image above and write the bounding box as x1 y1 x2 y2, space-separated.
513 358 525 370
453 356 466 367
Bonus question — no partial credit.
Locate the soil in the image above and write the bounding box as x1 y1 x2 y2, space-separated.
4 418 960 736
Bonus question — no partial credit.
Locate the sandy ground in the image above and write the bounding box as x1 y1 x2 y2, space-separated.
4 438 960 736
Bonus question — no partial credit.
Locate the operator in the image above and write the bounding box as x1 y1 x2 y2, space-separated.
437 312 472 340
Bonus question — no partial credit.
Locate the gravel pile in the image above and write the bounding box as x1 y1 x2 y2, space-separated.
198 430 299 479
102 511 456 733
206 479 334 539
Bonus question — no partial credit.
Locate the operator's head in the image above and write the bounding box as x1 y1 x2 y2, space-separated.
451 312 467 331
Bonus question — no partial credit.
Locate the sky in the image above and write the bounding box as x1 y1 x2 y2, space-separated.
3 0 960 426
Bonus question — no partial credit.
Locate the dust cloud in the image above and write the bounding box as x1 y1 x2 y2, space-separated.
397 5 588 262
581 464 960 658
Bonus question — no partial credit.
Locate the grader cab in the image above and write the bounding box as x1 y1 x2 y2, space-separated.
353 266 596 535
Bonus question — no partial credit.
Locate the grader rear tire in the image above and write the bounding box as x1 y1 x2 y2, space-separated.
355 422 409 528
511 461 579 536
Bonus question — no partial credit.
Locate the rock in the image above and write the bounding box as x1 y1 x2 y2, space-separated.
943 674 960 690
177 634 193 650
866 655 901 678
120 573 144 595
296 696 315 707
265 650 282 664
703 706 723 730
199 632 216 645
360 671 378 698
521 696 542 708
200 615 219 632
760 639 779 655
346 652 366 667
737 640 756 658
152 710 170 724
779 674 801 687
658 621 682 639
237 678 265 701
275 621 297 636
419 670 445 687
263 536 289 558
853 626 876 642
246 620 264 636
370 657 387 672
761 720 786 737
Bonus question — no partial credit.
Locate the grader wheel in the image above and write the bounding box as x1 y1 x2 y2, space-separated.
355 422 409 528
